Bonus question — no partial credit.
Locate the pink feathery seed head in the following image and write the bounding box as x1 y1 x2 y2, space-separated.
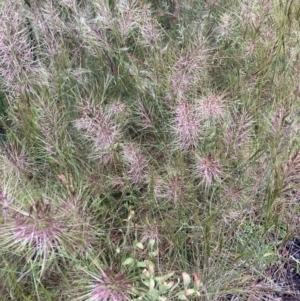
123 144 148 185
224 109 253 151
169 72 193 101
197 155 222 187
197 94 226 122
141 223 160 244
94 123 120 150
166 173 186 204
223 186 243 202
152 175 166 201
0 14 41 93
75 107 121 151
139 4 161 46
217 13 234 38
108 101 126 115
2 199 91 266
123 143 141 163
174 100 201 150
9 201 63 262
137 100 153 129
0 193 11 222
141 21 161 46
169 45 207 100
90 269 132 301
13 218 61 253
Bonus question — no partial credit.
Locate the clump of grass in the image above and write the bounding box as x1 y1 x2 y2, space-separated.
1 0 300 300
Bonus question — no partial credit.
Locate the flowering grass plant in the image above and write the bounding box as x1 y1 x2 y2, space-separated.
0 0 300 300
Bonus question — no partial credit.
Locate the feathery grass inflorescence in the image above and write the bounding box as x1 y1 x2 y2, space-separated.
74 265 133 301
0 192 91 276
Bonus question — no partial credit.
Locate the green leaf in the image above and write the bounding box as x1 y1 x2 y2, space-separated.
169 279 180 293
136 242 144 250
148 239 156 249
158 281 174 293
182 272 191 287
149 278 155 291
122 257 135 265
149 249 159 257
149 288 159 300
178 294 187 300
137 261 147 268
185 289 195 296
164 271 175 281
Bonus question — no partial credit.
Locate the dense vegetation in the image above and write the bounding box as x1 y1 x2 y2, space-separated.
0 0 300 300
